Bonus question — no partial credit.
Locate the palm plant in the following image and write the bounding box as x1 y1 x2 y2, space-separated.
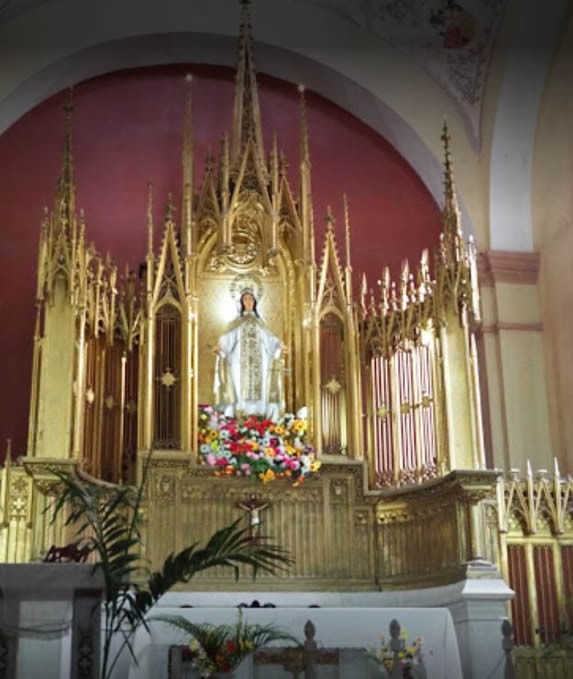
153 611 301 677
48 453 291 679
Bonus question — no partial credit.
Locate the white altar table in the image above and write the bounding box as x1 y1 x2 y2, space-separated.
128 606 463 679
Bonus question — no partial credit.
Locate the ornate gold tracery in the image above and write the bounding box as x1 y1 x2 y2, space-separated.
3 3 573 625
20 0 486 497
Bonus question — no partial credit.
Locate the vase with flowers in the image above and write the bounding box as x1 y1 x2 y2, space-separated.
198 405 320 486
156 611 300 678
365 619 426 678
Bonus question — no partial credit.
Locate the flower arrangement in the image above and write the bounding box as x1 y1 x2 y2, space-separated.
157 612 300 678
198 405 321 485
365 622 425 678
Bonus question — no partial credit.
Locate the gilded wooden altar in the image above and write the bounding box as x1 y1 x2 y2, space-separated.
4 3 572 621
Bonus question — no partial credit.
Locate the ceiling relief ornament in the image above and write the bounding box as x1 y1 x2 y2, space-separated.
301 0 507 145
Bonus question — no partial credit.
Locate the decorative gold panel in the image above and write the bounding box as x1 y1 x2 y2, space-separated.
197 272 287 407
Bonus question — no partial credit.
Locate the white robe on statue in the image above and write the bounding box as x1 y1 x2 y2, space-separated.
214 312 283 420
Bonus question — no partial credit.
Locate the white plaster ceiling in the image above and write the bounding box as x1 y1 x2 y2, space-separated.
0 0 570 252
296 0 508 142
0 0 509 143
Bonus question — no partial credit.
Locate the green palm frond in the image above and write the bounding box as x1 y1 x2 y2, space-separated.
154 612 300 665
46 455 292 679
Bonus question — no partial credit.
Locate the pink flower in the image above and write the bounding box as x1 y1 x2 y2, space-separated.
240 464 252 476
206 453 216 466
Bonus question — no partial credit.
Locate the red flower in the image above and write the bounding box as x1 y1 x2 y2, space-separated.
225 639 238 653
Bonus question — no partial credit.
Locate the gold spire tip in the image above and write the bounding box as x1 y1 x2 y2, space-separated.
298 83 305 94
64 87 74 116
185 73 193 83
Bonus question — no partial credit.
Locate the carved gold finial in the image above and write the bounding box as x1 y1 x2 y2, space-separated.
419 248 430 283
56 88 77 229
147 181 154 255
205 145 215 174
360 272 368 312
440 118 461 237
231 0 265 170
270 132 279 188
299 84 310 167
400 260 410 310
5 438 12 465
343 194 351 270
325 205 335 231
181 74 193 254
182 74 193 176
279 150 288 177
441 119 454 207
220 132 231 214
166 193 175 222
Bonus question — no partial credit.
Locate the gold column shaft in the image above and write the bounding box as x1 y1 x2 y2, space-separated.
525 542 539 648
311 308 322 452
26 308 42 456
117 353 127 482
389 354 402 482
411 346 424 474
72 309 87 459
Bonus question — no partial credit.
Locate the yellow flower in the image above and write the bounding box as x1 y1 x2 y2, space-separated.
259 469 275 483
310 460 321 472
264 447 275 457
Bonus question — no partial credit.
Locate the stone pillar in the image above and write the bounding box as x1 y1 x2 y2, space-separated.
446 560 514 679
478 251 551 471
0 564 103 679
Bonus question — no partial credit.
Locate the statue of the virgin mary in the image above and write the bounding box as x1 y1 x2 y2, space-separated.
213 288 285 420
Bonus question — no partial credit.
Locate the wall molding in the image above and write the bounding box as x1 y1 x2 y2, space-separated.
478 250 540 287
481 321 543 335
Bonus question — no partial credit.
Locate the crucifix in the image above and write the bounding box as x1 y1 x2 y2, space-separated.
237 493 270 538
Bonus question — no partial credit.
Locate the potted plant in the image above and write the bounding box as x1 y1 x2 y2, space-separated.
365 619 426 678
155 611 300 678
48 452 292 679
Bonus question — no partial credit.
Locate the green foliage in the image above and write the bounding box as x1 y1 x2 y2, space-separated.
153 611 300 676
48 453 292 679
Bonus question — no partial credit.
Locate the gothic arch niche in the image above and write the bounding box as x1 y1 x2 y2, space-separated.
195 228 298 415
319 309 347 454
153 302 182 449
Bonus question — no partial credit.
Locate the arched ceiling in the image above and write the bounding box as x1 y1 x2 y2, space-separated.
0 0 570 251
0 0 510 144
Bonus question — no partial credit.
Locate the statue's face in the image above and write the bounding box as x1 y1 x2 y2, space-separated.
242 293 255 312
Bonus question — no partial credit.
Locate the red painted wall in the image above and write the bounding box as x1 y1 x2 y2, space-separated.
0 64 442 457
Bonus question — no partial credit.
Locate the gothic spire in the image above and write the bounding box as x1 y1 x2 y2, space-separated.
299 84 315 268
439 119 465 268
441 119 461 235
231 0 265 172
181 74 194 255
56 89 77 240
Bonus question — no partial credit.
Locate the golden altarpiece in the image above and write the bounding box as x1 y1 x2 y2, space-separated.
1 1 572 645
